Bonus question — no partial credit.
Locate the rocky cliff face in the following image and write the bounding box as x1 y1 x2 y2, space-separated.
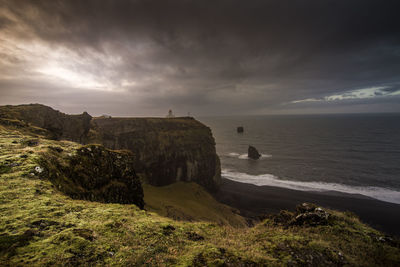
90 117 221 192
0 104 221 191
40 144 144 208
0 104 91 143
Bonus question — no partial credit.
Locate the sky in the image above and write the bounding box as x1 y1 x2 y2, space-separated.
0 0 400 116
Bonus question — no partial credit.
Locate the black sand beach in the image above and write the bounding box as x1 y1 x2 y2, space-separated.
216 178 400 237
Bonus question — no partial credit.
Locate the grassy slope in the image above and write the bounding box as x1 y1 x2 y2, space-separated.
0 124 399 266
143 183 247 227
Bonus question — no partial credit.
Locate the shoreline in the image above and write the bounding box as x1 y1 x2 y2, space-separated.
216 178 400 237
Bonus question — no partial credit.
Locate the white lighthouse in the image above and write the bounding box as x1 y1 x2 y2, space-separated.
166 109 175 118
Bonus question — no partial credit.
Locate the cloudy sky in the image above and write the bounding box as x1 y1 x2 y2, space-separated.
1 0 400 116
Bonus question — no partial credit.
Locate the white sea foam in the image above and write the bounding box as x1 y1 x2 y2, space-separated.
222 169 400 205
227 152 272 159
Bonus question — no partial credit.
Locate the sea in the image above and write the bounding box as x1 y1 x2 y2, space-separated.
198 114 400 204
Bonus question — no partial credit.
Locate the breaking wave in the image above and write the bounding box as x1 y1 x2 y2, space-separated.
227 152 272 159
222 169 400 204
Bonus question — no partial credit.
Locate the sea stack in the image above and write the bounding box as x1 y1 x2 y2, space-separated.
248 145 261 160
237 126 244 133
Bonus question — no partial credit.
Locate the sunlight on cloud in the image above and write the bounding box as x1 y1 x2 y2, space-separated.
291 86 400 104
0 32 124 92
37 64 110 90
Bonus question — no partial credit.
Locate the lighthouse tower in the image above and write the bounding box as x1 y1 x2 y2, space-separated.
166 109 175 118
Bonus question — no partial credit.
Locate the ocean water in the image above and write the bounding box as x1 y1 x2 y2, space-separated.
198 114 400 204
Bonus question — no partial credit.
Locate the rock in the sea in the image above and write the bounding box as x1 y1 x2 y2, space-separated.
39 144 144 209
237 126 244 133
248 145 261 160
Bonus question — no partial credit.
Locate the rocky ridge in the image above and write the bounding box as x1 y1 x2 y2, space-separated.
0 104 221 192
0 104 91 143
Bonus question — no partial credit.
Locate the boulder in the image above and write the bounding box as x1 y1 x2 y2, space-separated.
291 203 330 226
237 126 244 133
39 144 144 209
248 145 261 160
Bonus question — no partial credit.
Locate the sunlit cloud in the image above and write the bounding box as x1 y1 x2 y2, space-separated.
36 64 111 90
291 86 400 104
0 32 125 92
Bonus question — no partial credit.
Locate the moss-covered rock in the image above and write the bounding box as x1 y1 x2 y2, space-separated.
39 144 144 209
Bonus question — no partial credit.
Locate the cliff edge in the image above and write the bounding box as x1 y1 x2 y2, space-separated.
0 104 221 191
0 104 91 143
90 117 221 192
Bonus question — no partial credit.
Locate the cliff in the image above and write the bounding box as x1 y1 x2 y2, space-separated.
0 104 221 191
0 104 91 143
90 117 221 191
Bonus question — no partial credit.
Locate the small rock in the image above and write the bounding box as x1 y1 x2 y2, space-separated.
48 146 63 153
162 225 176 235
24 139 39 147
186 231 204 241
248 145 261 160
23 229 38 237
34 166 43 173
296 203 318 214
273 210 294 225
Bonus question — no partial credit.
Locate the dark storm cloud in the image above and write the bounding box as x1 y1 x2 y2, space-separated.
0 0 400 115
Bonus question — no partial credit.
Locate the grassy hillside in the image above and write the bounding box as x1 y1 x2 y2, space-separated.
0 123 399 266
143 183 247 227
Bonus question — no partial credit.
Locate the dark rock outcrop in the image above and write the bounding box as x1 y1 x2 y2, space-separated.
237 126 244 133
248 145 261 160
291 203 330 226
0 104 92 143
89 117 221 192
39 144 144 208
271 203 331 227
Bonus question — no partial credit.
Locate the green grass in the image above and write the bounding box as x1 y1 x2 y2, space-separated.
143 182 247 227
0 124 399 266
